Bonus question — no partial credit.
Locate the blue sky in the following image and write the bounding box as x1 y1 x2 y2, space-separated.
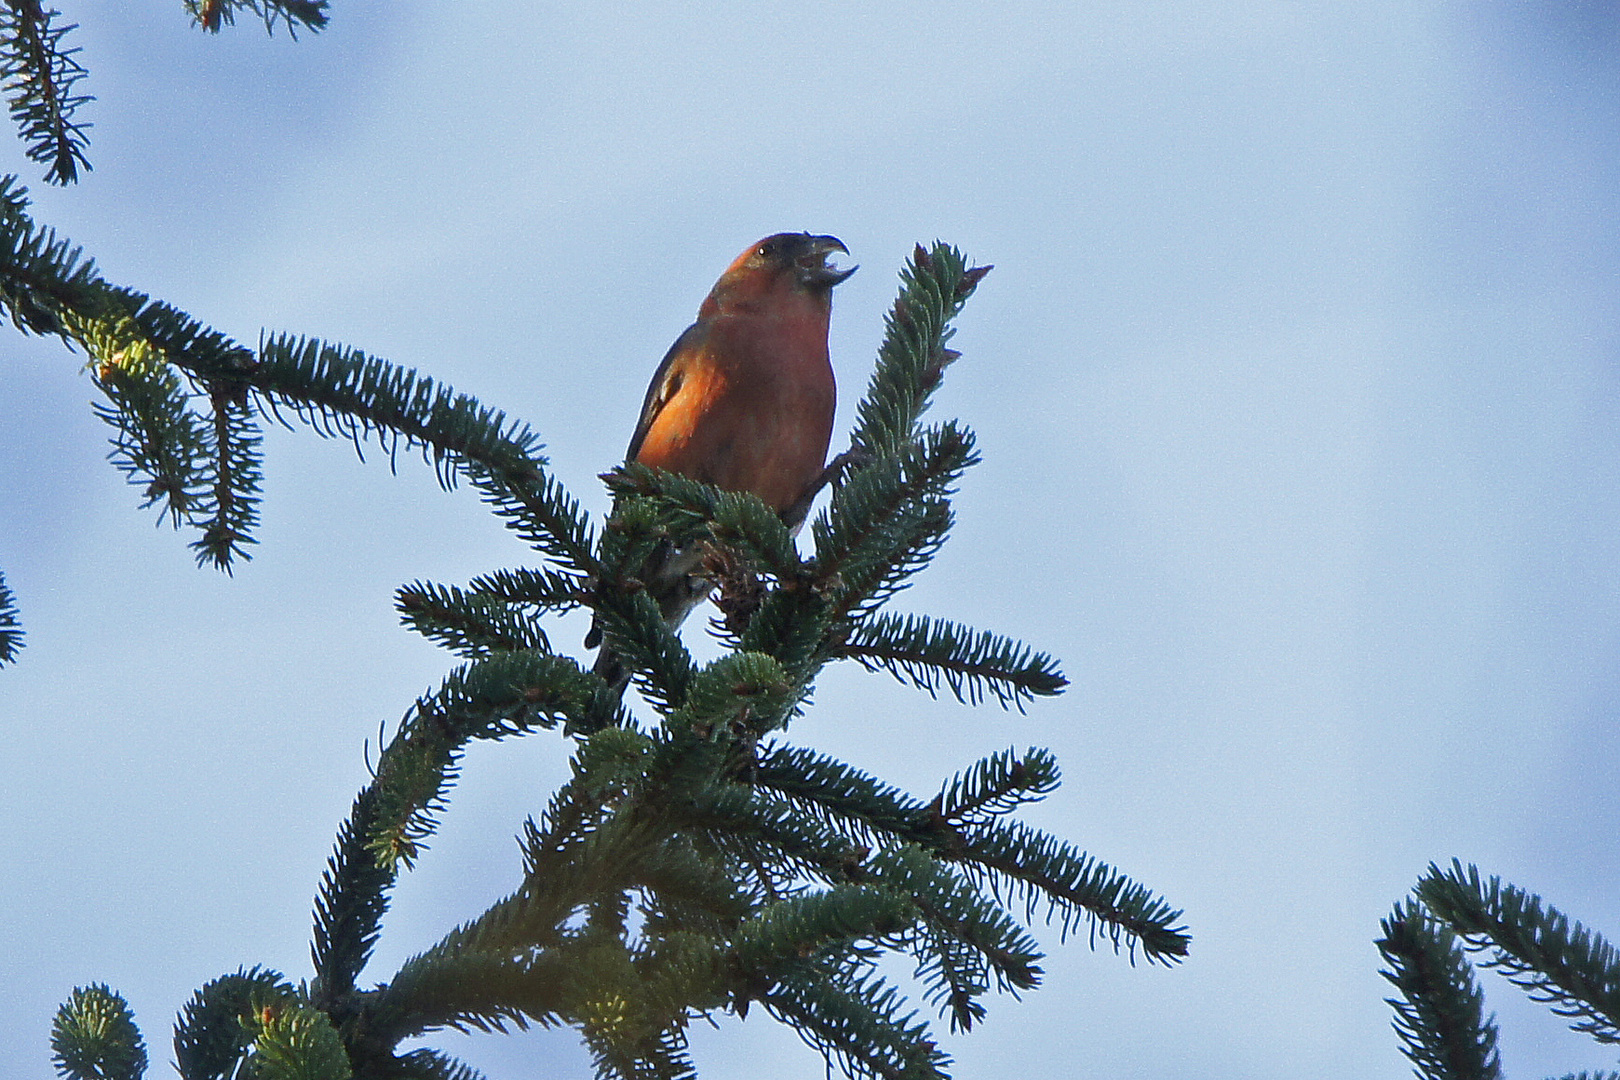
3 2 1620 1077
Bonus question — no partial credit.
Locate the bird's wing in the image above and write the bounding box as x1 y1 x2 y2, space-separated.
625 321 704 461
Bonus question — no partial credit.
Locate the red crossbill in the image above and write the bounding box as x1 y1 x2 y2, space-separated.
592 233 855 686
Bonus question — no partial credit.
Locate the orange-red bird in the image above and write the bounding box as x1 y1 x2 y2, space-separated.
627 232 852 512
593 233 855 682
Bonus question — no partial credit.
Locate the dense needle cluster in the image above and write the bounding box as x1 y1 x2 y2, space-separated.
0 2 328 190
4 169 1189 1079
1378 861 1620 1080
10 8 1620 1080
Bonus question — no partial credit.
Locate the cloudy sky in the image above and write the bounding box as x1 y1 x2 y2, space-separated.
3 2 1619 1077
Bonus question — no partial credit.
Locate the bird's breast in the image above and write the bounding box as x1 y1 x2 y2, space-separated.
634 308 836 512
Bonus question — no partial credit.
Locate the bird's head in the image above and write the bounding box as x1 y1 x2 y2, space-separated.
704 233 856 316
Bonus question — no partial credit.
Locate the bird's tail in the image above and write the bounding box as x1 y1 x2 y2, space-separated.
591 643 632 699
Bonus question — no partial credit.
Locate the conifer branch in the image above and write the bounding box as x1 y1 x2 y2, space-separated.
466 461 599 575
370 946 575 1041
421 651 603 741
581 1006 700 1080
521 752 635 875
935 747 1060 824
584 1030 697 1080
236 998 352 1080
78 300 264 565
91 358 212 528
640 850 759 939
594 497 683 590
605 463 804 580
255 334 586 571
173 967 299 1080
734 886 917 973
868 854 1043 1003
187 0 329 36
363 829 722 1064
837 613 1066 711
812 423 977 620
749 747 1152 1006
311 783 397 1010
750 744 931 844
668 652 795 737
0 569 23 664
682 784 866 884
0 183 585 572
390 1049 491 1080
759 969 950 1080
362 653 604 872
639 1029 701 1080
51 985 147 1080
730 583 833 697
253 333 528 484
590 584 698 713
1418 861 1620 1044
912 928 988 1035
312 656 609 1013
847 243 989 461
353 754 672 1051
1376 899 1502 1080
955 820 1190 963
0 173 97 335
396 580 553 658
833 499 952 625
192 382 263 568
39 236 1184 1079
259 329 592 572
508 818 673 949
464 566 587 610
0 2 90 185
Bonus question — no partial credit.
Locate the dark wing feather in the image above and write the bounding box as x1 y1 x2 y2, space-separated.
625 321 704 461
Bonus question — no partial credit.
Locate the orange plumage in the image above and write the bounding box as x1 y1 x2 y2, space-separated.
592 233 855 687
626 232 853 514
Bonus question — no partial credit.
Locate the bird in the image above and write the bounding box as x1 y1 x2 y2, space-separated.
590 232 856 689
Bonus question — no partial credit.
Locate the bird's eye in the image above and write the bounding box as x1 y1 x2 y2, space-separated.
756 243 772 258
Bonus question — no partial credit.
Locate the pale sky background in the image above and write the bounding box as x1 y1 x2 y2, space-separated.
3 2 1619 1078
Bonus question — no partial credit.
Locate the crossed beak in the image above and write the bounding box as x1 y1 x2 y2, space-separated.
799 235 857 289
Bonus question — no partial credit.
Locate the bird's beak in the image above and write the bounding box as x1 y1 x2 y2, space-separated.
798 235 857 289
